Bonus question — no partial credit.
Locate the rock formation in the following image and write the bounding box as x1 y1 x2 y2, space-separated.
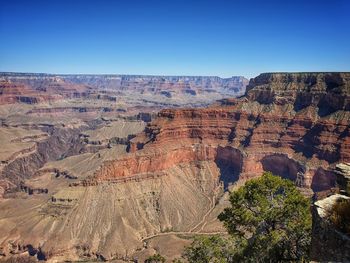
0 72 349 261
88 73 350 195
0 73 247 106
334 162 350 194
311 163 350 262
0 75 90 104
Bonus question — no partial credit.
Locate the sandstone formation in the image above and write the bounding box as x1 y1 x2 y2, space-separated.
89 73 350 195
0 76 90 104
0 72 349 261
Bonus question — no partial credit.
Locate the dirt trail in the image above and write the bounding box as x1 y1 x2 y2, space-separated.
189 192 216 233
141 184 224 243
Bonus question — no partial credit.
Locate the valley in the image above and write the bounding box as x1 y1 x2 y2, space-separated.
0 72 349 262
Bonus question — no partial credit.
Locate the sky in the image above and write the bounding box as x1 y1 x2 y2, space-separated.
0 0 349 78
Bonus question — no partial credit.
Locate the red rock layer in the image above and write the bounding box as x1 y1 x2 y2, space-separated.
87 73 350 192
0 78 91 105
92 73 350 191
91 144 218 182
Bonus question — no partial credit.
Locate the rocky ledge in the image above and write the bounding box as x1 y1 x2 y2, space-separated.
311 162 350 261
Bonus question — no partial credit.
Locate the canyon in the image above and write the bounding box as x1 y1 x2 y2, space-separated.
0 73 247 108
90 73 350 192
0 72 349 262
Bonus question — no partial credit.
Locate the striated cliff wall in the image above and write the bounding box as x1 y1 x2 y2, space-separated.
0 73 248 105
89 73 350 193
1 72 349 261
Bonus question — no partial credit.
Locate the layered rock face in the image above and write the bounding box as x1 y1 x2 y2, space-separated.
0 160 221 261
63 74 248 95
0 73 247 106
247 73 350 113
90 73 350 193
0 127 86 195
1 72 349 261
0 75 91 104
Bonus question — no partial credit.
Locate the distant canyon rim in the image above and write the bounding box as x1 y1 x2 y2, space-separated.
0 72 349 262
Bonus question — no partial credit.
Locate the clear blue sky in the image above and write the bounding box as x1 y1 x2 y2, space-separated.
0 0 349 78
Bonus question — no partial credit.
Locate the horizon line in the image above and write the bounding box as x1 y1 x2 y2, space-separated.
1 71 350 80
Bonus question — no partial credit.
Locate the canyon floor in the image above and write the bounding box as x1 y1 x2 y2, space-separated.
0 72 349 262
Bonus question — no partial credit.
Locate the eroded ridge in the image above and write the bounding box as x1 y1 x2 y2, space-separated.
86 73 350 194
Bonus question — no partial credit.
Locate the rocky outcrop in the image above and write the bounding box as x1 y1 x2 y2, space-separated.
246 72 350 112
27 107 115 115
311 193 350 262
0 77 90 104
89 73 350 195
19 183 48 195
84 144 218 183
334 162 350 195
0 127 86 196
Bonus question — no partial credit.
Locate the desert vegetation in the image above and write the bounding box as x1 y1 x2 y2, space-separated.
155 172 312 262
144 253 166 263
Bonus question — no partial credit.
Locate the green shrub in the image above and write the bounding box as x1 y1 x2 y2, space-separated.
144 253 166 263
183 172 312 263
183 235 238 263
